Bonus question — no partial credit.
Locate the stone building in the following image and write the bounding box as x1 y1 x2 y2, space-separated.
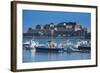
24 22 90 39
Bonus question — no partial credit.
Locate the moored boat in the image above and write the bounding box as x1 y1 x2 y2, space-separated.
78 46 91 51
75 40 91 51
35 46 64 52
35 40 64 52
23 39 38 49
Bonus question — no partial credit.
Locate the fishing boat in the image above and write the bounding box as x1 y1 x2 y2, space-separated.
23 39 37 49
78 45 91 51
63 40 91 53
35 40 64 52
75 40 91 51
35 47 64 52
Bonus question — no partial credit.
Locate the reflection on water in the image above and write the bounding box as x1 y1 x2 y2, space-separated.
23 37 91 63
23 48 91 62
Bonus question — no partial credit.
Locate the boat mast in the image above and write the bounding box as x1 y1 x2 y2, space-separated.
50 23 54 42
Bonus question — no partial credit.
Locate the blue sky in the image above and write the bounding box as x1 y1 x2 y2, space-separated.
23 10 91 32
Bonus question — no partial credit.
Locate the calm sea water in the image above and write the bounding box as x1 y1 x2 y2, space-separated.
23 36 91 63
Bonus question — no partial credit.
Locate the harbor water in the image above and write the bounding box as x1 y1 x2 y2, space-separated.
23 36 91 62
